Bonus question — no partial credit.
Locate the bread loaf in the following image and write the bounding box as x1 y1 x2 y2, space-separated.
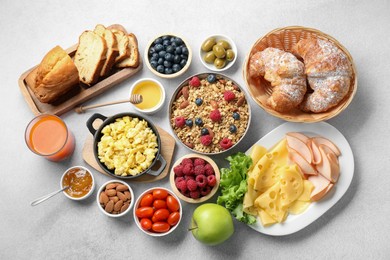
111 29 130 63
94 24 119 76
26 46 79 103
74 31 107 85
116 33 140 68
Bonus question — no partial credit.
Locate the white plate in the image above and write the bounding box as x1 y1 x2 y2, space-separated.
245 122 354 236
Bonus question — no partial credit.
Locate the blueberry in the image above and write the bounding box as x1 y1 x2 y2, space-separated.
185 119 193 127
165 67 173 74
157 57 164 65
175 47 182 55
148 47 156 56
154 37 163 45
172 64 181 73
229 125 237 133
163 60 172 68
201 128 209 136
158 50 166 58
155 44 164 52
232 112 240 120
180 59 187 67
171 42 177 48
151 52 159 61
163 39 170 46
162 35 170 40
166 45 175 53
195 98 203 106
180 54 188 60
207 74 217 83
150 60 158 69
195 118 203 126
164 53 174 62
182 47 189 56
173 55 181 64
175 37 183 45
156 65 164 73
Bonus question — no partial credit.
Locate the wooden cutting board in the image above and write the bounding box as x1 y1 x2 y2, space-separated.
82 125 175 183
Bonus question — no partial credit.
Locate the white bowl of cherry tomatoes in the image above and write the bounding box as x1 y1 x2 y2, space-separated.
133 187 182 236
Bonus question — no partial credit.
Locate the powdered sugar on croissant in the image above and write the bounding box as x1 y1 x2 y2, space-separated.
293 38 352 113
249 48 307 112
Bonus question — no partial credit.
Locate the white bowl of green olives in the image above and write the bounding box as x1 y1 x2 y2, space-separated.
145 34 192 79
199 35 237 72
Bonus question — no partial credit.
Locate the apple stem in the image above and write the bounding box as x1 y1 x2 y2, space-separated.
188 226 198 231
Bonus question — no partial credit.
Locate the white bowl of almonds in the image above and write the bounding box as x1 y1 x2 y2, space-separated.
97 180 134 218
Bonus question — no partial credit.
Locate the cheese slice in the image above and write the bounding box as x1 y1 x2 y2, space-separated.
279 165 304 207
289 200 311 214
254 182 286 223
297 180 314 202
258 209 277 226
243 182 260 214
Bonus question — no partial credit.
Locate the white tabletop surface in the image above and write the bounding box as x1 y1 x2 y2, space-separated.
1 0 390 259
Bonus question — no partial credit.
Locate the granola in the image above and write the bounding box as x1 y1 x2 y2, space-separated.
170 74 250 154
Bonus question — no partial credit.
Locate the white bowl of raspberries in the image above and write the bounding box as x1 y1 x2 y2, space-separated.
169 154 220 203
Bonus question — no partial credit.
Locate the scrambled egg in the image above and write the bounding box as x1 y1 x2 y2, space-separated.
97 116 158 176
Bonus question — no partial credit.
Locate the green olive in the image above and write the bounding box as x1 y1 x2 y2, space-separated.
214 58 226 69
201 37 216 52
204 51 216 64
212 45 226 59
226 49 235 61
217 40 231 50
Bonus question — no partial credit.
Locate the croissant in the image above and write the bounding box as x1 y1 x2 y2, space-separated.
292 38 352 113
249 48 307 112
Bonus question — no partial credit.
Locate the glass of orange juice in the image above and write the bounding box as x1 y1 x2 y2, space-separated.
25 114 75 162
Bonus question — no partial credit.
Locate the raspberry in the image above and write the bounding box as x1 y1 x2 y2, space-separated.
194 165 205 175
210 109 221 122
204 163 214 176
224 90 236 101
175 176 185 185
189 76 201 87
184 175 195 181
183 189 191 198
195 174 208 188
200 135 212 146
181 158 193 166
220 138 233 150
175 116 186 128
176 179 187 192
190 190 200 199
186 179 198 191
207 175 217 187
194 158 206 166
173 164 184 177
200 186 211 196
182 163 193 175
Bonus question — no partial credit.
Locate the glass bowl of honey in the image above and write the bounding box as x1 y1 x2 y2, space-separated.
61 166 95 201
130 78 166 115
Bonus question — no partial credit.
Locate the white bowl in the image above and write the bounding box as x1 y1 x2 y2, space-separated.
133 187 182 237
199 34 237 72
96 180 134 218
60 166 95 201
129 78 166 115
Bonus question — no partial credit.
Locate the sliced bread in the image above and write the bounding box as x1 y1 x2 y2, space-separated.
111 29 130 63
94 24 118 76
116 33 140 68
74 30 107 85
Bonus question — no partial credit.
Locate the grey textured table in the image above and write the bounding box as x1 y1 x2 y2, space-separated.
1 0 389 259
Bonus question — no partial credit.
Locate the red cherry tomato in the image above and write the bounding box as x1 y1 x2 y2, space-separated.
140 194 154 207
167 212 180 226
153 199 167 210
136 207 154 218
140 218 152 231
153 208 170 222
152 222 170 233
153 189 168 200
166 195 180 212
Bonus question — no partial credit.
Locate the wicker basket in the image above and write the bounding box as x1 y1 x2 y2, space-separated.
243 26 357 122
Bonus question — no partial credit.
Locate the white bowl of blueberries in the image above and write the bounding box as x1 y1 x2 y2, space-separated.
145 34 192 79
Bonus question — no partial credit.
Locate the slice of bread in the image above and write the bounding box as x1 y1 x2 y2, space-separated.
111 29 130 63
116 33 140 68
74 30 107 85
94 24 118 77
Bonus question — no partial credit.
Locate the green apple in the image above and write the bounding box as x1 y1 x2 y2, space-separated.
189 203 234 246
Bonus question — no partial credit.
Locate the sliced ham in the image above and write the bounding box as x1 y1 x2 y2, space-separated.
316 145 340 183
311 137 341 157
309 140 322 165
286 132 310 143
308 174 331 201
288 147 317 176
286 134 312 164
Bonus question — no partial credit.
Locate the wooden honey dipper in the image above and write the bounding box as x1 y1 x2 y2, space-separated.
75 94 143 114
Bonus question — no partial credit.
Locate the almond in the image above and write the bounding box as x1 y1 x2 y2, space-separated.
184 142 194 149
207 127 214 138
116 184 128 192
99 192 109 205
182 86 189 99
114 200 123 212
237 96 245 107
105 189 117 197
180 100 189 109
109 196 119 203
106 183 117 190
120 202 130 213
176 89 183 99
124 191 131 200
210 100 218 109
219 79 226 84
117 191 127 201
105 200 114 213
232 85 239 90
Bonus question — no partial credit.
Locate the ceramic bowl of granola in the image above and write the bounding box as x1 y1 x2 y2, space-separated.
169 73 251 155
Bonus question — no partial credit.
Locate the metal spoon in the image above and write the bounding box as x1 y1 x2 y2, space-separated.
30 186 70 206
